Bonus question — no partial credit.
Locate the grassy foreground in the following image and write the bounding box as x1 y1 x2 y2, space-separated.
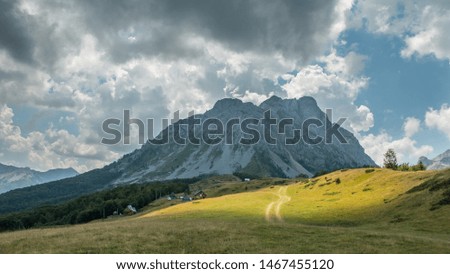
0 168 449 253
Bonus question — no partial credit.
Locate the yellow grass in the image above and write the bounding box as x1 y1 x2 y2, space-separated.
0 168 449 253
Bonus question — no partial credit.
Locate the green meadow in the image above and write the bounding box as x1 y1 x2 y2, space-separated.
0 168 449 253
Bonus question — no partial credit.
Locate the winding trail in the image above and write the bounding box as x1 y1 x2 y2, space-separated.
265 186 291 222
262 187 450 245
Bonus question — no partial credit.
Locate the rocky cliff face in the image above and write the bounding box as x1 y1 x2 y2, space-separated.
112 96 376 183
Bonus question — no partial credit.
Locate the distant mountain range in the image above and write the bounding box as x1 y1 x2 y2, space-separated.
419 149 450 170
0 96 376 214
0 163 78 194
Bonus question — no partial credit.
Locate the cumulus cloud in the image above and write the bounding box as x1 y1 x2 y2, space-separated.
0 0 361 172
360 131 433 166
360 116 433 165
282 50 373 134
0 104 118 172
425 104 450 139
351 0 450 61
10 0 443 172
401 6 450 60
403 117 421 137
318 49 368 76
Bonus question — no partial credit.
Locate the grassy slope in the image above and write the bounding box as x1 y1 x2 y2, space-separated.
0 168 449 253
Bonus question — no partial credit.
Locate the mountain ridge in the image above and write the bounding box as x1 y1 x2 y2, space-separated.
0 95 376 214
419 149 450 170
113 95 375 184
0 163 78 194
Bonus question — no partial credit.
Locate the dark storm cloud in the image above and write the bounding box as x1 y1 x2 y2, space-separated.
0 69 25 82
76 0 339 63
161 0 338 57
0 0 35 64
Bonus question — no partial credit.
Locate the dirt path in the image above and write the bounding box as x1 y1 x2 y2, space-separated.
263 188 450 244
265 186 291 222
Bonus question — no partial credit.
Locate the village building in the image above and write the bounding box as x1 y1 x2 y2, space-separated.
192 190 207 199
167 193 178 201
124 204 137 215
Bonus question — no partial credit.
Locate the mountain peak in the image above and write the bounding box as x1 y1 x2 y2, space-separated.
434 149 450 161
115 95 375 183
213 96 320 114
297 96 318 107
213 97 244 110
260 95 283 107
260 95 319 111
208 97 262 118
50 167 78 173
419 149 450 170
0 164 79 194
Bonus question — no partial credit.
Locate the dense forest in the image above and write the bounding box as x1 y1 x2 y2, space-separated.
0 178 197 232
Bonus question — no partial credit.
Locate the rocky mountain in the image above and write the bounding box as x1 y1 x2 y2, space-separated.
0 163 78 194
113 96 376 183
419 149 450 170
0 96 376 214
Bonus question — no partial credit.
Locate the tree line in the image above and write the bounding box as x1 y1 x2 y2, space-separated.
0 179 195 232
383 148 426 171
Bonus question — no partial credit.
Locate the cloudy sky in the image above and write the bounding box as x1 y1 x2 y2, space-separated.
1 0 449 172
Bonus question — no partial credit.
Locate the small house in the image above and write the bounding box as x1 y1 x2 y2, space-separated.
244 178 251 182
193 190 207 199
167 193 177 201
181 196 192 202
126 204 137 214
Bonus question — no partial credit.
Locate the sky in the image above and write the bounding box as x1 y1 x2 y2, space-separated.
0 0 449 173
